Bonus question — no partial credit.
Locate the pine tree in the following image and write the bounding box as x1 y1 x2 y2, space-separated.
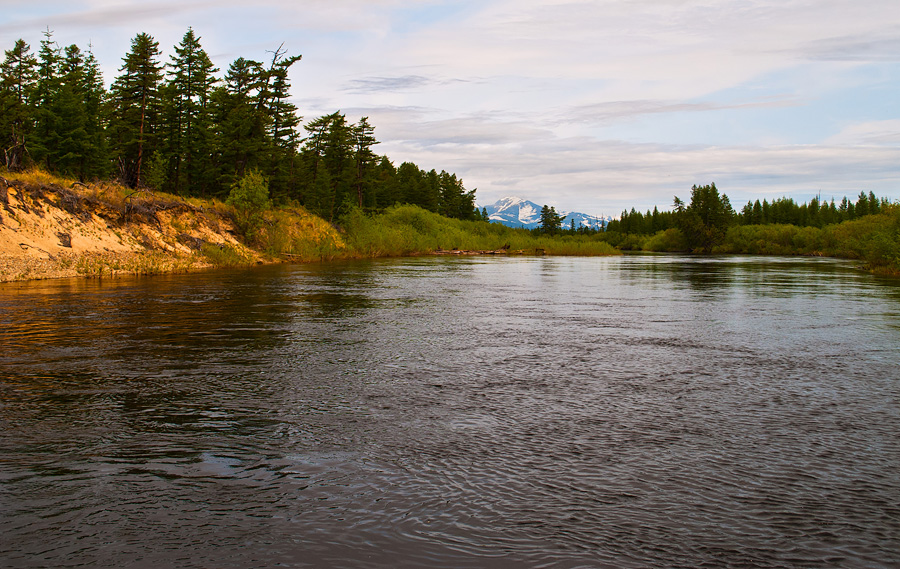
0 39 37 170
673 183 735 252
211 57 270 194
352 116 379 208
164 28 219 195
80 45 109 180
439 171 476 220
258 44 302 200
109 33 163 187
53 45 90 177
540 205 562 235
30 29 62 170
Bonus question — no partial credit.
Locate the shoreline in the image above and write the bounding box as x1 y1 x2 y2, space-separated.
0 173 265 284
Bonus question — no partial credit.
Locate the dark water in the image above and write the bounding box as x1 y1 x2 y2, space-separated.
1 255 899 568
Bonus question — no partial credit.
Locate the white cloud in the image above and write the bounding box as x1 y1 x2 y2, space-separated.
825 120 900 146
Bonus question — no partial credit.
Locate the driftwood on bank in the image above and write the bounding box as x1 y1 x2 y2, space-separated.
432 247 545 256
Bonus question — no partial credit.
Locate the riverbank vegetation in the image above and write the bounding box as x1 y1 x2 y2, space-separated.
342 204 617 257
1 29 482 225
602 183 899 275
0 167 617 281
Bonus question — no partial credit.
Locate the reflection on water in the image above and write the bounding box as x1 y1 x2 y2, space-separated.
1 256 899 568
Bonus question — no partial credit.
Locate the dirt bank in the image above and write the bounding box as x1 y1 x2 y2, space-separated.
0 174 262 282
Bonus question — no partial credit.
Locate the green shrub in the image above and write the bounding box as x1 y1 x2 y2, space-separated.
226 170 270 241
642 228 688 252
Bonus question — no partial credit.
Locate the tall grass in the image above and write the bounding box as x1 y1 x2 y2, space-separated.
340 205 619 257
257 207 347 262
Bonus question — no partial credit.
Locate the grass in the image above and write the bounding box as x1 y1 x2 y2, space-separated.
199 243 253 268
6 166 893 279
340 204 619 258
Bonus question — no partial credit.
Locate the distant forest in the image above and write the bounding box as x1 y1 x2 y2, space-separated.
0 29 480 222
607 188 892 234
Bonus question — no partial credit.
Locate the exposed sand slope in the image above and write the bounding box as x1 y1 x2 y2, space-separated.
0 176 260 282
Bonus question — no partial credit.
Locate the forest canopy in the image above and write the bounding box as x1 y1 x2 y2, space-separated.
0 29 481 222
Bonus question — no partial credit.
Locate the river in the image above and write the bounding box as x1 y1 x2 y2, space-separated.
1 255 898 568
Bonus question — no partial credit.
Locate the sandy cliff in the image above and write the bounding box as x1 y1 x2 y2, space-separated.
0 174 261 282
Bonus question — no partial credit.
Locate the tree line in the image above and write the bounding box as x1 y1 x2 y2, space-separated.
0 29 480 222
604 183 896 255
607 186 891 236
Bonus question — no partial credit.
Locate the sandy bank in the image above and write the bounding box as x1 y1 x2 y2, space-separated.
0 175 262 283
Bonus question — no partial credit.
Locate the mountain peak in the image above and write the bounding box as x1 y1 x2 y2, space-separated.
482 196 610 230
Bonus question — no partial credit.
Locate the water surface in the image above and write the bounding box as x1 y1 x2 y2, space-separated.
1 255 899 568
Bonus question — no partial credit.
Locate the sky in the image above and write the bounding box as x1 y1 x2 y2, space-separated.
2 0 899 216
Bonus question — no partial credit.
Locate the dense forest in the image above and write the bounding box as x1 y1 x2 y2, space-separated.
0 29 481 222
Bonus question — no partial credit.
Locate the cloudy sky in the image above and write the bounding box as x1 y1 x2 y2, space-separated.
3 0 898 216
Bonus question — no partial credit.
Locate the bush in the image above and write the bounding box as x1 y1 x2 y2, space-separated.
643 228 687 252
226 170 270 240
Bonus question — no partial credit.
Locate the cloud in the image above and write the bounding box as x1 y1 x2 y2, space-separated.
799 30 900 62
825 120 900 146
0 1 218 33
377 119 900 213
359 108 551 146
556 96 801 126
343 75 433 94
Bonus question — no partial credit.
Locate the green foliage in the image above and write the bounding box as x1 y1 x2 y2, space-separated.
341 204 619 258
642 228 688 252
108 32 163 187
227 170 270 240
2 31 477 217
199 242 253 268
540 204 563 235
161 27 219 196
712 205 900 274
674 183 735 253
0 39 37 170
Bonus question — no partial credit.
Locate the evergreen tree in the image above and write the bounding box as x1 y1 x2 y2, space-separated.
673 183 734 253
164 28 219 195
38 43 109 180
300 113 333 212
53 45 90 177
109 32 163 187
540 204 562 235
0 39 37 170
855 191 869 217
352 116 378 208
79 45 109 179
439 171 476 219
259 44 302 200
30 29 62 170
211 57 270 194
374 156 399 208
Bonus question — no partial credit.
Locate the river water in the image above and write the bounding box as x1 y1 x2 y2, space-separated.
1 255 898 568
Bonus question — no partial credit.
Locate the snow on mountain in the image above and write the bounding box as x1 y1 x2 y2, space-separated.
482 197 610 230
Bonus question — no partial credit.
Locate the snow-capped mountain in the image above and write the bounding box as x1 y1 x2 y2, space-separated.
482 197 610 230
